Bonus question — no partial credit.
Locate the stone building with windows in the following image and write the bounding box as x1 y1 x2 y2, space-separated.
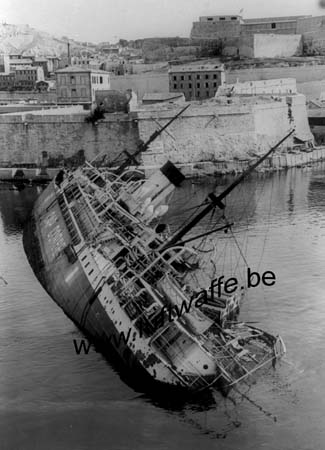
168 64 225 101
55 66 111 105
14 66 44 90
0 66 44 91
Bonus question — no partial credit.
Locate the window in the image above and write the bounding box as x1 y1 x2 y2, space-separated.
196 74 200 80
213 82 217 88
173 83 177 89
197 82 200 88
173 75 177 81
205 82 209 88
231 17 237 20
181 75 184 81
197 91 200 97
206 91 209 97
188 75 192 80
70 75 75 84
81 87 87 97
207 17 213 21
271 23 276 29
189 83 192 88
205 74 209 79
213 74 217 79
219 17 226 20
180 83 183 88
71 88 77 96
100 76 103 84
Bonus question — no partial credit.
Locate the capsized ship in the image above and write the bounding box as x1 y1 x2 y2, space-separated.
23 109 289 395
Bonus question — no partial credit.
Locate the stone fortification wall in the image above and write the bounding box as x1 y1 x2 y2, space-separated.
190 21 240 40
226 65 325 84
296 16 325 55
223 35 254 57
242 21 297 36
253 94 312 149
137 96 311 166
0 94 312 170
303 31 325 55
138 104 255 166
190 15 325 55
297 16 325 34
0 113 139 166
138 95 312 165
218 78 297 96
253 34 302 58
219 33 302 58
0 91 56 103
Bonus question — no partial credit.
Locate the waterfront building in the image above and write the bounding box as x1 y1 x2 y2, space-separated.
168 64 225 101
56 66 111 105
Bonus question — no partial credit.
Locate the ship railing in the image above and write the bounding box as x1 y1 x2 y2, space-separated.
133 246 198 284
74 183 102 227
113 268 143 297
113 168 144 183
116 178 146 197
115 247 191 296
83 162 107 187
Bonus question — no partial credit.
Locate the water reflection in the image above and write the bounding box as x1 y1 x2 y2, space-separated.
0 185 43 235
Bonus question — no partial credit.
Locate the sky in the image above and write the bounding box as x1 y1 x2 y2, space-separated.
0 0 324 43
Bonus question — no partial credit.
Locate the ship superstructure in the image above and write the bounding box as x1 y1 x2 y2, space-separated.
23 153 286 394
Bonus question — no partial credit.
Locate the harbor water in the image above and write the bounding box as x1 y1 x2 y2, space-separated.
1 165 325 450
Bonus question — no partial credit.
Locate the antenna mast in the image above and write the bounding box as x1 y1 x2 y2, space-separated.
159 129 295 251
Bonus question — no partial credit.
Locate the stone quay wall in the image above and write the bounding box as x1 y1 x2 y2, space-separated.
0 113 140 167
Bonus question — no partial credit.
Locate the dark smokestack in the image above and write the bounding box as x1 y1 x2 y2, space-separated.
67 42 71 65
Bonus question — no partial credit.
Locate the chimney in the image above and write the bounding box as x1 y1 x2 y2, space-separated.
67 42 71 65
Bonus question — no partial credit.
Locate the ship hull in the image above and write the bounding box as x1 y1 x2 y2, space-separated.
22 185 208 396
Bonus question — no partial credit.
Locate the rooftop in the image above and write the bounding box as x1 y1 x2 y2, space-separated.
15 65 38 71
243 15 309 23
169 64 224 73
142 92 184 101
10 58 33 64
3 105 87 116
56 65 110 74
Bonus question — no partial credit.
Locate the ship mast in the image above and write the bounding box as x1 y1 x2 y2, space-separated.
116 104 190 175
159 129 295 251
